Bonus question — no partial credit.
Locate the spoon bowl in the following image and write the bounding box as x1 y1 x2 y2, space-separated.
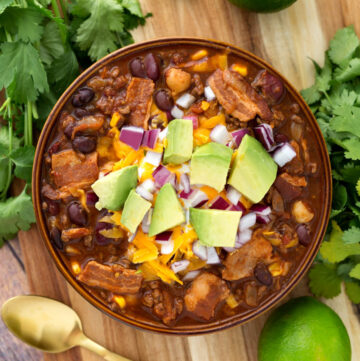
1 295 130 360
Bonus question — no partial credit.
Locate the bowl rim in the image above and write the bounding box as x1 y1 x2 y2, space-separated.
32 36 332 335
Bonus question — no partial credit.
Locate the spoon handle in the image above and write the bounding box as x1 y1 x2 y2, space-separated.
77 334 132 361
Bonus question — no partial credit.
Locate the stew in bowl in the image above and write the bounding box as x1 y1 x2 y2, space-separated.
33 39 331 334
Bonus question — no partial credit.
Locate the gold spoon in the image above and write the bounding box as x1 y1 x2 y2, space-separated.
1 295 131 361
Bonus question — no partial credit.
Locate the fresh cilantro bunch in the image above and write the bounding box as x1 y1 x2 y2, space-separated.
301 26 360 304
0 0 149 245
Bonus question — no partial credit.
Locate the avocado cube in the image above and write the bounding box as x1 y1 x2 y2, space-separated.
91 165 138 211
163 118 193 165
228 134 277 203
121 190 152 233
149 183 185 236
190 142 233 192
190 208 242 247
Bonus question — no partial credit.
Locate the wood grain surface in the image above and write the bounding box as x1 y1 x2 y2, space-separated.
4 0 360 360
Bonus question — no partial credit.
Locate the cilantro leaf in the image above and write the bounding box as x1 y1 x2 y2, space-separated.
335 58 360 82
0 188 35 245
345 281 360 303
308 263 342 298
39 21 65 66
342 226 360 244
0 41 49 103
328 26 360 65
329 105 360 138
320 221 360 263
0 7 44 43
301 85 321 105
9 145 35 183
0 0 13 14
349 264 360 279
343 137 360 160
121 0 144 17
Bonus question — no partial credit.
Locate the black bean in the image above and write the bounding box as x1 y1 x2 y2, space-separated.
254 263 273 286
50 227 63 250
95 222 112 245
144 53 160 81
64 124 74 139
129 57 146 78
72 87 94 107
73 108 89 119
154 89 174 111
297 224 311 246
72 136 97 154
46 199 60 216
67 202 87 227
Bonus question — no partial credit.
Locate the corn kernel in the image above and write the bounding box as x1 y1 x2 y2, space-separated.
65 246 81 255
232 64 248 77
268 262 282 277
113 295 126 309
71 262 81 275
226 294 239 309
110 112 121 128
201 101 210 111
191 49 208 60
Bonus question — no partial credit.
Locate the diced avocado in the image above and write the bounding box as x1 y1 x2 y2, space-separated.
163 118 193 165
190 142 232 192
228 134 277 203
149 183 185 236
190 208 242 247
92 165 138 211
121 190 152 233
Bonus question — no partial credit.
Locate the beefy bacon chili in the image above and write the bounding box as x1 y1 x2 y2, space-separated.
41 45 324 327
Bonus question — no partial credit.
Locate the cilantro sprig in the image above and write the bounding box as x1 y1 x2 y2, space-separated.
0 0 150 245
302 26 360 304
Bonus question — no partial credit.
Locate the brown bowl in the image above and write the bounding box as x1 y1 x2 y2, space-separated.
33 37 332 335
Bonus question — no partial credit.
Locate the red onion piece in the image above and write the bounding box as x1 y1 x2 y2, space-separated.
158 127 168 142
256 214 271 224
182 270 201 281
156 231 173 243
239 212 256 231
226 186 241 205
135 185 153 201
141 179 156 193
272 142 297 167
141 209 152 233
176 93 196 108
171 105 184 119
206 247 221 264
152 165 172 188
236 229 253 246
210 124 231 145
237 201 246 213
250 204 271 216
161 239 174 254
204 86 216 101
210 196 229 210
192 240 208 260
254 124 274 151
180 174 191 193
184 115 198 129
180 189 196 199
227 204 242 211
86 191 98 206
171 260 190 273
144 150 162 167
119 126 144 150
142 129 160 149
186 190 208 208
231 129 250 147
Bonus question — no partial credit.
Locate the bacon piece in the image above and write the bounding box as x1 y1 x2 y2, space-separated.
61 228 91 242
222 229 273 281
184 272 229 320
208 69 272 122
72 115 104 139
125 77 154 129
78 260 143 294
51 150 98 188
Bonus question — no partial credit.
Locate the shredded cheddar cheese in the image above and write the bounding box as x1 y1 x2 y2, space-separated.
113 295 126 308
199 114 226 129
110 112 121 127
232 64 248 77
191 49 208 60
193 127 211 145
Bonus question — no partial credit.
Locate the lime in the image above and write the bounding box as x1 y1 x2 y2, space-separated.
228 0 297 13
258 297 351 361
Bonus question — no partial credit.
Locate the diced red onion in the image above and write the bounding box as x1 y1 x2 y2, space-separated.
136 185 153 201
223 246 236 252
141 179 156 193
239 212 256 231
171 105 184 119
272 142 297 167
226 186 241 205
204 86 216 101
256 214 271 224
210 196 229 210
128 231 137 243
171 260 190 273
152 165 172 188
180 163 190 174
169 173 177 189
161 239 174 254
158 127 168 142
192 240 208 260
180 174 190 193
185 208 190 224
250 204 271 216
176 93 196 109
183 270 201 281
86 191 99 206
141 209 152 233
254 124 274 151
119 126 144 150
180 189 196 199
144 150 162 167
237 201 246 213
142 129 160 149
210 124 232 145
206 247 221 264
236 229 253 246
185 190 208 208
227 204 242 211
156 231 173 243
231 129 250 147
184 115 198 129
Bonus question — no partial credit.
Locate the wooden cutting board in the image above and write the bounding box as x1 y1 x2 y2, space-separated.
19 0 360 360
